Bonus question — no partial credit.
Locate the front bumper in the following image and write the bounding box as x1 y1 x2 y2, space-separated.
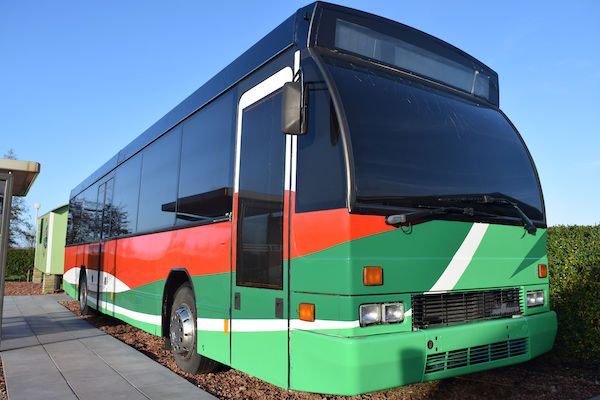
289 311 557 395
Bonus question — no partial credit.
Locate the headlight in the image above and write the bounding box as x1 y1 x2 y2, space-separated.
526 290 545 307
359 304 381 326
360 302 404 326
383 302 404 323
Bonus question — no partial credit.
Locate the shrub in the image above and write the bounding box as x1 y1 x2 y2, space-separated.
547 225 600 366
5 248 34 281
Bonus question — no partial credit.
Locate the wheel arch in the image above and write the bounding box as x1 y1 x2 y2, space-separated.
162 268 196 338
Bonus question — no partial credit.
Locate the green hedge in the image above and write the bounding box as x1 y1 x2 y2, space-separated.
5 248 34 281
547 225 600 366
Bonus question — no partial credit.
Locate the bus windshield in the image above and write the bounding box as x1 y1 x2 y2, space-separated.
324 56 544 222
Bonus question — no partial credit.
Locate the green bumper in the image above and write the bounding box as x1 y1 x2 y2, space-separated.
290 311 557 395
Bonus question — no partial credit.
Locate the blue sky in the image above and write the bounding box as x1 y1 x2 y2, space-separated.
1 1 599 227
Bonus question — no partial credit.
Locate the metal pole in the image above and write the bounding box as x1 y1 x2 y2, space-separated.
0 173 14 344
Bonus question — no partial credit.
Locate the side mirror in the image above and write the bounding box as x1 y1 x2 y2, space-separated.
281 81 307 135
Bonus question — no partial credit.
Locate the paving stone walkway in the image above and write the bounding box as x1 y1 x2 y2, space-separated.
1 295 216 400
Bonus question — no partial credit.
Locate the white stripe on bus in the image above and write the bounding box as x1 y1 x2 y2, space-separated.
233 67 293 194
88 296 161 326
426 222 489 293
197 318 360 332
63 267 131 293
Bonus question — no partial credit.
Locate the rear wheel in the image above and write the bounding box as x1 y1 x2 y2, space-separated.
78 272 90 315
170 284 218 374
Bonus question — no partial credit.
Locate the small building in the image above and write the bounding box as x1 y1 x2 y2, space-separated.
34 204 68 293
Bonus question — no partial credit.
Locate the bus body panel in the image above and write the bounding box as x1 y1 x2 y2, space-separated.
289 311 557 395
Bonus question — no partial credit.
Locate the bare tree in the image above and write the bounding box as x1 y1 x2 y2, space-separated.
4 149 36 248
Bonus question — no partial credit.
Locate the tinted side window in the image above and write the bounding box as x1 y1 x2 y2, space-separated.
111 153 142 237
236 90 285 289
68 195 83 245
296 85 347 212
81 183 99 243
177 91 235 223
137 127 181 232
98 179 114 239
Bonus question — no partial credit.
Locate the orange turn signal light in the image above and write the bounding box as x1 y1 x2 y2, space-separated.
363 266 383 286
538 264 548 278
299 303 315 322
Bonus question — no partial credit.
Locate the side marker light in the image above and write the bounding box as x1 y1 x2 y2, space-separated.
538 264 547 278
363 266 383 286
299 303 315 322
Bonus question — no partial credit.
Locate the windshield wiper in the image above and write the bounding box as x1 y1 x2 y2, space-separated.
385 206 477 226
437 194 537 235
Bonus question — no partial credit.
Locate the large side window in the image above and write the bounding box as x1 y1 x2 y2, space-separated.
137 127 181 232
236 90 285 289
98 178 114 239
177 91 235 224
111 153 142 237
296 84 347 212
67 195 83 245
80 183 99 243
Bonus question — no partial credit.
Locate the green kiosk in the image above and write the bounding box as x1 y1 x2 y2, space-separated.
34 204 68 293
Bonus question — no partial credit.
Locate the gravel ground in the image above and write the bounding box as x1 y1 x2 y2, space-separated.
3 281 43 296
56 299 600 400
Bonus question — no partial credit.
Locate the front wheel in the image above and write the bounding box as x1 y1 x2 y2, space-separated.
79 272 90 315
169 284 218 374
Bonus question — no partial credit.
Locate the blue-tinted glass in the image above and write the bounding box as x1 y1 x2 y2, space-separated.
67 194 83 244
80 183 99 242
177 91 235 223
111 153 142 237
236 90 285 289
99 179 114 239
296 86 346 212
137 127 180 232
327 59 543 221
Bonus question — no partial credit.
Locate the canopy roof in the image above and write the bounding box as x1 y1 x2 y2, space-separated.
0 159 41 196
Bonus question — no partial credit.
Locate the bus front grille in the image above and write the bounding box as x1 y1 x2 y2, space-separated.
412 288 521 329
424 338 528 374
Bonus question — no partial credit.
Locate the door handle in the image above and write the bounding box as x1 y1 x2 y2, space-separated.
234 292 241 310
275 298 283 319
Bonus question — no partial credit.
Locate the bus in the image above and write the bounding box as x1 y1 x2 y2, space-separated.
63 2 557 395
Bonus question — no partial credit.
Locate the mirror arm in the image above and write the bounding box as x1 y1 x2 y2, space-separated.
294 68 307 134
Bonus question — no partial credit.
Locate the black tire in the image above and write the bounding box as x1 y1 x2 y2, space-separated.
170 284 218 374
78 271 90 315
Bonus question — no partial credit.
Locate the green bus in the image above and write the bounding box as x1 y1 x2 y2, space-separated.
63 2 557 395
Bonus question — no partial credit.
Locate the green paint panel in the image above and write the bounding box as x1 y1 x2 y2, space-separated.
192 273 230 319
113 280 164 316
292 220 473 295
197 329 230 365
231 331 288 388
290 311 556 395
193 273 231 365
455 226 548 289
63 280 77 299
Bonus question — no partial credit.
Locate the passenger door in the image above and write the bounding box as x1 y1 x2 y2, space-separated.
230 67 293 388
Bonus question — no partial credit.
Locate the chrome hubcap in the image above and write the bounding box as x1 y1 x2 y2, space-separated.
170 304 195 355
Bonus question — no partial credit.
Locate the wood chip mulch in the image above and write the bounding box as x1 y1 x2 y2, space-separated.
57 300 600 400
3 281 43 296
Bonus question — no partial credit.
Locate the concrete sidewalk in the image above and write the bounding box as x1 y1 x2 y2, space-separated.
1 295 217 400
